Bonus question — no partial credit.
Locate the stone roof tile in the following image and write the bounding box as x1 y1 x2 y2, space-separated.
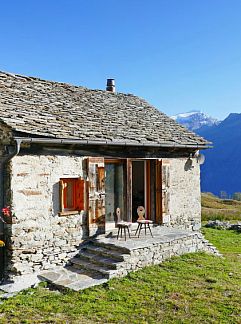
0 71 209 147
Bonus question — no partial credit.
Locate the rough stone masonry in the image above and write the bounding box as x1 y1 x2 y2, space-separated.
3 153 203 278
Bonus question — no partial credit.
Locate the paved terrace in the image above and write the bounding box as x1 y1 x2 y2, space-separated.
95 226 197 250
36 226 219 291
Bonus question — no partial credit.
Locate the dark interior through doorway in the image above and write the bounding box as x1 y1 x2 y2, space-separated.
132 160 145 222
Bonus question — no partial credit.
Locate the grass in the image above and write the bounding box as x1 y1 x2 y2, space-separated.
201 192 241 221
0 228 240 323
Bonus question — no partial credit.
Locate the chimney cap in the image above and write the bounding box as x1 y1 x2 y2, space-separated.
106 78 116 92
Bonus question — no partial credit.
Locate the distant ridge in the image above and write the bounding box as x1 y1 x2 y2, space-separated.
171 111 241 197
171 110 220 131
197 113 241 196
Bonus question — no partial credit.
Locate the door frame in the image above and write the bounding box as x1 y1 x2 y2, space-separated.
104 158 164 227
105 159 127 229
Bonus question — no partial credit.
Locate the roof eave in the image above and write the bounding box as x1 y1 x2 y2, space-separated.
13 136 212 150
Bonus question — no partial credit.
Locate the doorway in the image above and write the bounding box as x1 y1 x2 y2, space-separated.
104 158 162 229
132 161 145 222
105 160 126 230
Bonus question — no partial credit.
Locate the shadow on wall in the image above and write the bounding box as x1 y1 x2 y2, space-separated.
52 182 60 216
184 158 194 171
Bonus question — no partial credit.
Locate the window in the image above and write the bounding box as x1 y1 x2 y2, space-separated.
59 178 86 215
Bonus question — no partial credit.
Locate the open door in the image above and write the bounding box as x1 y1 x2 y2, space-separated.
155 159 162 224
162 161 170 221
87 157 105 236
155 159 170 224
105 160 126 230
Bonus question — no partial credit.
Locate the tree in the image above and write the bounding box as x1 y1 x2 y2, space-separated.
220 191 228 199
232 192 241 201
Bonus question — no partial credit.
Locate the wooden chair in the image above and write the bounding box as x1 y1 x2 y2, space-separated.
116 207 132 240
135 206 153 238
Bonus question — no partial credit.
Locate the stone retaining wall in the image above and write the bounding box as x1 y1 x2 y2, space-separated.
111 232 220 278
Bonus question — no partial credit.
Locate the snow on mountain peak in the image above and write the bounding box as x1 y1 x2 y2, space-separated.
171 110 200 120
170 110 220 131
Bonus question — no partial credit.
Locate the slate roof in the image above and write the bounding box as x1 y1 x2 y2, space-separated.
0 71 209 147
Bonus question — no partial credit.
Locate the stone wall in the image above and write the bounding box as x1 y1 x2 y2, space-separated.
5 154 202 277
6 154 88 277
109 232 221 279
167 157 201 230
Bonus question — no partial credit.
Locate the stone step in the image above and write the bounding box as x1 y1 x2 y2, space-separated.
71 257 116 279
78 249 123 270
38 266 108 291
91 240 131 254
82 244 129 262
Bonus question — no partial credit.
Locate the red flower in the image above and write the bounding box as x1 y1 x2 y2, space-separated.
2 206 11 217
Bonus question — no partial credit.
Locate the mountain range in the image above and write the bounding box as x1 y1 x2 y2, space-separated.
171 111 241 197
171 110 220 131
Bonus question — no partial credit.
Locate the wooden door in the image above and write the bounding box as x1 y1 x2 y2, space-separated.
155 159 162 224
161 160 170 221
105 160 125 230
87 157 105 236
155 159 170 224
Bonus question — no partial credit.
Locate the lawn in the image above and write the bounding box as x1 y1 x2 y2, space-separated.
0 227 240 324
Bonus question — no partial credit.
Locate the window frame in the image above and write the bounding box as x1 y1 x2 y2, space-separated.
59 177 86 216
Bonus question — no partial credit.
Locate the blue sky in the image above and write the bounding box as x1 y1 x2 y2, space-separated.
0 0 241 120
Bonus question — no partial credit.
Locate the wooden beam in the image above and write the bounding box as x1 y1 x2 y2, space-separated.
20 144 195 159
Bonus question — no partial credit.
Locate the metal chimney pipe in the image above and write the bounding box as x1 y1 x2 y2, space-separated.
106 78 115 92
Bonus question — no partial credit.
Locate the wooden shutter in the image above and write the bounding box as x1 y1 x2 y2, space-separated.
97 167 105 192
75 178 85 211
162 161 170 216
155 159 170 223
59 178 87 214
87 157 105 236
155 159 162 223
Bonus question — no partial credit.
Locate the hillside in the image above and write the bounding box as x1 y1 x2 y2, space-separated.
197 113 241 196
201 192 241 221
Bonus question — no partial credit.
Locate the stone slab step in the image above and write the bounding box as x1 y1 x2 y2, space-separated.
83 244 129 261
92 240 131 254
78 250 123 269
38 266 108 291
71 257 117 278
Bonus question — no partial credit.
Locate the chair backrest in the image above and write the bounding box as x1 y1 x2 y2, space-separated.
137 206 145 220
116 207 121 223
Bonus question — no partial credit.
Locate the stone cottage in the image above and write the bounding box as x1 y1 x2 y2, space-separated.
0 71 211 281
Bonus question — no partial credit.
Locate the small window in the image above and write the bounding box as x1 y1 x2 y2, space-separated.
59 178 86 215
